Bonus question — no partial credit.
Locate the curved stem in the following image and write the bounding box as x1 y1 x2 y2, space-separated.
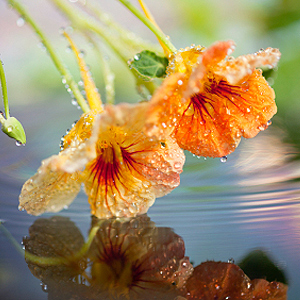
7 0 90 113
117 0 177 54
0 60 10 118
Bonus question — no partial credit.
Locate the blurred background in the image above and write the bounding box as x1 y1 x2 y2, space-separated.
0 0 299 140
0 0 300 299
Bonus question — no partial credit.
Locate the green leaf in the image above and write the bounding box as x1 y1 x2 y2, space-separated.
129 50 168 81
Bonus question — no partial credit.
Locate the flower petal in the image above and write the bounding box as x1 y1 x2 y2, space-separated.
145 72 187 139
175 69 277 157
19 114 101 215
55 115 100 173
19 156 81 215
148 41 280 158
215 47 281 84
81 103 184 219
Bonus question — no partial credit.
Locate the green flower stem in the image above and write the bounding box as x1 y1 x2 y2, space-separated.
50 0 130 64
0 61 10 118
7 0 90 113
0 221 24 257
50 0 159 96
116 0 177 54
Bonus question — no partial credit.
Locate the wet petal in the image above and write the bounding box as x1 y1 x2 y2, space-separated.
19 157 81 215
201 40 236 68
88 215 192 298
81 103 185 219
175 69 277 157
145 73 187 139
147 41 280 158
19 114 101 215
250 279 288 300
215 47 281 84
184 261 287 300
55 115 100 173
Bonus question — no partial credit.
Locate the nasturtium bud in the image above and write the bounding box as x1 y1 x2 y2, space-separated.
1 116 26 145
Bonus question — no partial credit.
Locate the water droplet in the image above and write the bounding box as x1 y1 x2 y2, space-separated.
228 258 235 264
178 80 183 85
267 120 272 126
16 17 25 27
172 162 181 170
61 77 67 84
65 46 72 53
40 283 48 292
15 140 23 147
220 156 227 163
134 54 140 61
37 42 46 52
78 50 85 58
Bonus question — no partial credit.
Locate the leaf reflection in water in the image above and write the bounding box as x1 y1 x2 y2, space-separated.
22 214 288 300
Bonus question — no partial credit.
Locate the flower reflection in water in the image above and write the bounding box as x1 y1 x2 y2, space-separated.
23 214 193 300
22 214 287 300
184 261 287 300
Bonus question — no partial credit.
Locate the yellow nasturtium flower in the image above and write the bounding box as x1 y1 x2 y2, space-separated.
19 34 185 219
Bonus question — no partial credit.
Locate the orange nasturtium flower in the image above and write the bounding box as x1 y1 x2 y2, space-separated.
145 40 281 158
19 34 185 219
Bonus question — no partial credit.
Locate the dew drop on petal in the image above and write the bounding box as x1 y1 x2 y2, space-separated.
220 156 227 163
228 257 235 263
40 283 48 292
174 162 181 169
15 140 23 147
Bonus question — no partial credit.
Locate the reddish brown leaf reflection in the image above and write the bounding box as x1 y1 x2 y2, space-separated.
184 261 287 300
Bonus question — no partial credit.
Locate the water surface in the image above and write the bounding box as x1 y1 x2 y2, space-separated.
0 102 299 299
